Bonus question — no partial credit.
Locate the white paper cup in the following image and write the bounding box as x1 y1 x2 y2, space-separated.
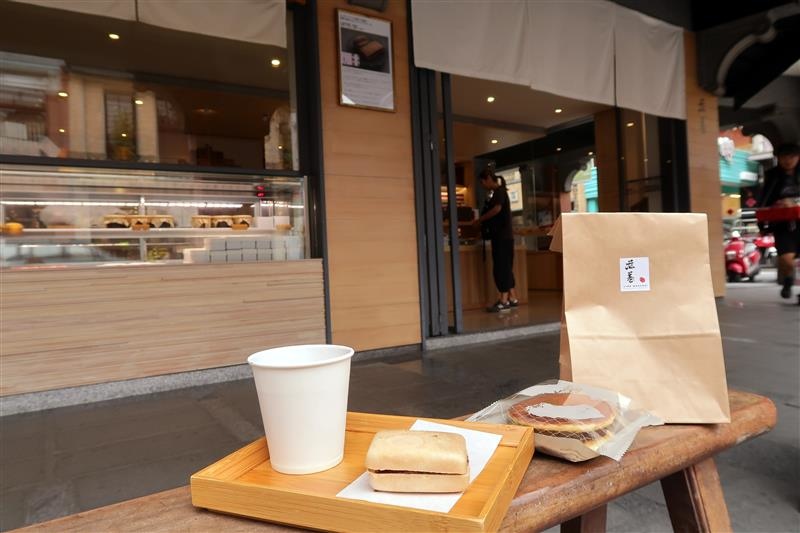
247 345 354 475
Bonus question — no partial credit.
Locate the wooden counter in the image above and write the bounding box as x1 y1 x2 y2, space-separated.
0 260 326 396
526 250 563 291
445 244 529 311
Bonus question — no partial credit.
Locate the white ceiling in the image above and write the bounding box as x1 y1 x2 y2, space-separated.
444 75 608 161
449 75 610 130
450 122 542 162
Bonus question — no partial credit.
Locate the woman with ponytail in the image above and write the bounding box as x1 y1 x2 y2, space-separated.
474 168 518 312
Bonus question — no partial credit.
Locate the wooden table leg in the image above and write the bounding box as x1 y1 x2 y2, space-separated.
561 505 607 533
661 457 732 533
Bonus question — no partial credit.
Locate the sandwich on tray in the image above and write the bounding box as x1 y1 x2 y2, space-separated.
365 430 469 493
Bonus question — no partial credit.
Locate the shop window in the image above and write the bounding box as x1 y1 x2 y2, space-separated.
0 2 298 171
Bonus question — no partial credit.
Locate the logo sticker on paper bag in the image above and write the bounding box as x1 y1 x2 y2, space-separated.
620 257 650 292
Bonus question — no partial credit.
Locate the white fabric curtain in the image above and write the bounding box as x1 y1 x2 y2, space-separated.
527 0 615 106
614 6 686 119
410 0 686 119
10 0 286 47
137 0 286 48
9 0 136 20
410 1 531 86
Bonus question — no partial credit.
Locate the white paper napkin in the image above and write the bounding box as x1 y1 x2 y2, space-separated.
336 419 503 513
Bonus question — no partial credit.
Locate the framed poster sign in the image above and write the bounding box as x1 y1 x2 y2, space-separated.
337 9 395 112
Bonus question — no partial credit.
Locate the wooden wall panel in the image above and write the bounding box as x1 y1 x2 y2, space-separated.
0 261 326 395
684 32 726 297
318 0 421 350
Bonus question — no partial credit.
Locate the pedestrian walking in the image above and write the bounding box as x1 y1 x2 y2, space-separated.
758 143 800 299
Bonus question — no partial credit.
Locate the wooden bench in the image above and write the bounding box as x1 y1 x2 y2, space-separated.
15 389 775 532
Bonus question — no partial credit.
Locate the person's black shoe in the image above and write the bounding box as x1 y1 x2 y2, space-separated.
780 277 794 299
508 299 519 307
486 300 510 313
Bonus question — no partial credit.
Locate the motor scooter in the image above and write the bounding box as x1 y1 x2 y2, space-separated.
753 233 778 266
725 231 761 282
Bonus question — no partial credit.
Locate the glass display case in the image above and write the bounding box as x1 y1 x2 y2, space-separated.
0 165 308 269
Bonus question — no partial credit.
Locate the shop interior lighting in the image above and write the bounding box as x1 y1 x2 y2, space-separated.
588 151 594 156
554 108 563 113
486 96 495 103
730 194 741 198
121 133 127 138
270 58 281 67
626 122 635 127
108 33 120 40
261 201 304 209
134 99 144 105
1 200 245 209
556 147 562 152
57 91 68 98
491 139 499 144
58 128 66 133
144 201 244 208
1 200 140 207
278 145 283 150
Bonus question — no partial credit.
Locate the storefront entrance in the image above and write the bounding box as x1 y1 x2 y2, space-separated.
412 71 692 339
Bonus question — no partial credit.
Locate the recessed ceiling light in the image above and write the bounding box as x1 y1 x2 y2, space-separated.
134 99 144 105
626 122 635 128
491 139 499 144
270 58 281 67
58 128 66 133
556 147 562 152
57 91 68 98
554 108 563 114
108 33 120 40
278 145 283 150
486 96 495 103
121 133 128 138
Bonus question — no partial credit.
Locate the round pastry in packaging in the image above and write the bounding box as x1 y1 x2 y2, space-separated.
466 380 663 462
507 393 616 432
103 215 129 228
211 215 234 228
191 215 212 228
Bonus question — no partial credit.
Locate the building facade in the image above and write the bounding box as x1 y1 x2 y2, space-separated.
1 0 798 398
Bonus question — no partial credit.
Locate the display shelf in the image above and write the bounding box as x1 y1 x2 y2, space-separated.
0 227 283 241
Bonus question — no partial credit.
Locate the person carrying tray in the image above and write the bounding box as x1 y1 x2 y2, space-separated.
758 143 800 299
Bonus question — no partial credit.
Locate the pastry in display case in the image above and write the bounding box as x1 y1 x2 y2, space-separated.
191 215 213 228
0 165 308 268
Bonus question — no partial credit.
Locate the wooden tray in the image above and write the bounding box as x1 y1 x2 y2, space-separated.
190 412 534 532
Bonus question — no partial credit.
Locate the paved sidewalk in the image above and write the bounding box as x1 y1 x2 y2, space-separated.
1 273 798 531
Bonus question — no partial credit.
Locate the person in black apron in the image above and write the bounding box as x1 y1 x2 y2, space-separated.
474 169 518 312
758 143 799 299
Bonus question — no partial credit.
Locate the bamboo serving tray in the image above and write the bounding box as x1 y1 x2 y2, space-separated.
190 412 535 532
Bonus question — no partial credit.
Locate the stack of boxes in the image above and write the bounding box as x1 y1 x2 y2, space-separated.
183 235 304 264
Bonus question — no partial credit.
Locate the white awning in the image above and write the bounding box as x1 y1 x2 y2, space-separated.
410 1 531 86
614 7 685 119
527 0 616 107
9 0 286 47
138 0 286 47
410 0 686 119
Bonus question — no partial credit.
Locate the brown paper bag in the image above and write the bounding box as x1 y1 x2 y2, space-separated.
550 213 730 423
